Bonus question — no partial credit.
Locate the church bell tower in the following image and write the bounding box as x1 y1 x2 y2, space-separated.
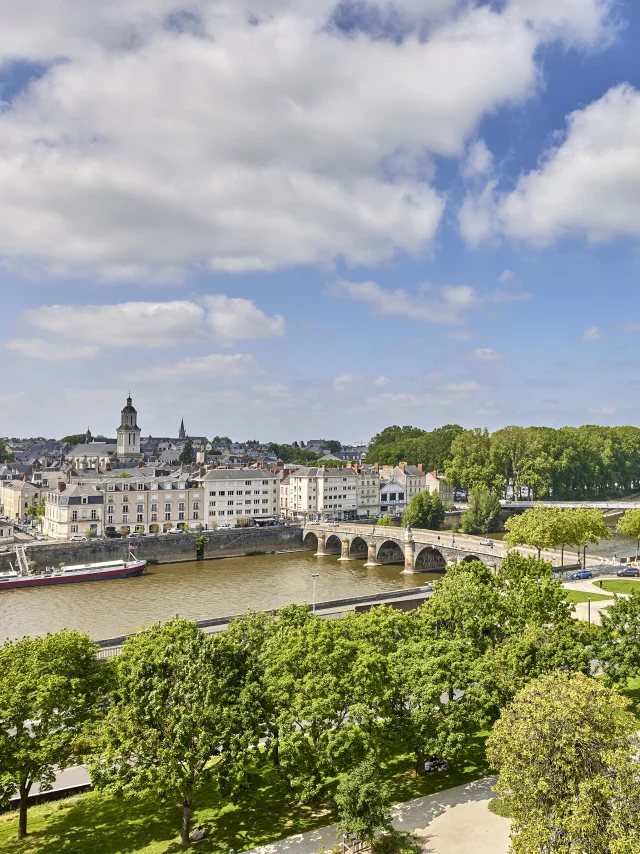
116 394 141 459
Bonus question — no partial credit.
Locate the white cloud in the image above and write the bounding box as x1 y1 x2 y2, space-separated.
464 85 640 246
471 348 504 362
333 373 392 391
589 406 616 415
582 326 603 341
462 139 494 178
22 296 284 348
373 376 391 387
621 322 640 332
439 381 486 393
497 269 518 283
327 278 530 325
5 338 99 361
0 0 614 275
142 354 263 381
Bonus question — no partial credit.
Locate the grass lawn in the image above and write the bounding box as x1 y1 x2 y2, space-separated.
600 580 640 595
563 590 612 604
0 735 490 854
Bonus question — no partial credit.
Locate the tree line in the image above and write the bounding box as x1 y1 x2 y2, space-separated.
367 424 640 499
4 551 640 848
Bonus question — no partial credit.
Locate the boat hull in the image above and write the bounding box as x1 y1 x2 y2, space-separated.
0 561 146 589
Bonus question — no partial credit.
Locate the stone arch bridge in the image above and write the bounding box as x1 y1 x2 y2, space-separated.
302 522 503 574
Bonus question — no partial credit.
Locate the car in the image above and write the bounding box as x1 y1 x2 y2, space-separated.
168 527 183 534
617 567 640 578
70 534 87 542
105 530 122 539
126 532 139 538
569 570 593 580
35 534 46 541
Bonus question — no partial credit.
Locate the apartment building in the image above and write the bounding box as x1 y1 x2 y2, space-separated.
45 483 104 539
355 464 381 518
424 470 454 505
0 480 42 522
280 466 359 521
200 468 280 525
379 462 426 517
101 475 202 535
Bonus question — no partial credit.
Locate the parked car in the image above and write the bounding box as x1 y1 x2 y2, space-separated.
126 532 139 538
35 534 46 541
617 567 640 577
106 530 122 539
168 527 183 534
70 534 87 542
569 570 593 580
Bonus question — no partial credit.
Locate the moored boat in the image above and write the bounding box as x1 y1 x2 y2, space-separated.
0 546 146 589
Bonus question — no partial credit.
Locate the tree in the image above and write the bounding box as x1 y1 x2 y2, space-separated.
377 514 394 527
335 757 392 845
178 440 195 465
445 428 498 491
402 490 445 530
598 590 640 685
91 620 262 846
0 631 104 839
496 552 573 634
617 509 640 562
60 433 87 445
487 672 640 854
504 506 556 558
459 486 502 534
325 439 342 454
26 496 45 522
0 438 14 461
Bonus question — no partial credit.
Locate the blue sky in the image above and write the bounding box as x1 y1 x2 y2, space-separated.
0 0 639 443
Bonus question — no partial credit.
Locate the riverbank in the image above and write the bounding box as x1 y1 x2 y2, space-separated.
0 525 304 572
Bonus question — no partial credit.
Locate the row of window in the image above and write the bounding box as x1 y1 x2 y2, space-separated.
208 508 271 516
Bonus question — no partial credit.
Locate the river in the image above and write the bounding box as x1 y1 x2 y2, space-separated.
0 549 423 642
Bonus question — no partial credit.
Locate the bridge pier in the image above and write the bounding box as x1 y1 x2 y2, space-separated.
337 538 351 561
402 525 416 574
363 540 380 567
314 531 327 557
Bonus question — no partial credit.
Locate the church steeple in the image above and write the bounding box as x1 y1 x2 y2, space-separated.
117 394 141 458
179 418 186 440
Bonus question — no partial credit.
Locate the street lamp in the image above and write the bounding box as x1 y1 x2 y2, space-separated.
311 573 319 614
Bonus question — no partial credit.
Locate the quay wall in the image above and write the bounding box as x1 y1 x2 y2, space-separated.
0 526 304 572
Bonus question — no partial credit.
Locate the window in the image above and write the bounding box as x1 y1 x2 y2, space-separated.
227 510 234 516
137 514 143 523
165 503 171 512
108 515 114 524
122 514 128 523
245 509 252 514
193 511 199 520
122 504 129 514
245 499 251 505
137 483 144 490
151 503 157 512
137 504 143 513
254 490 260 495
399 493 404 500
218 510 225 516
262 480 269 485
245 490 251 495
209 490 216 497
71 525 78 533
151 513 157 522
218 490 225 496
72 510 78 521
91 510 98 520
178 503 185 512
227 500 234 506
193 502 199 510
123 483 129 491
245 480 252 486
165 512 171 521
262 499 269 504
254 499 260 505
108 483 114 491
178 512 184 521
82 496 88 504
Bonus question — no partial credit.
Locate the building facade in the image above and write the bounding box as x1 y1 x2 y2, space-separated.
379 463 426 517
200 469 280 526
280 466 359 521
44 483 104 539
0 480 42 522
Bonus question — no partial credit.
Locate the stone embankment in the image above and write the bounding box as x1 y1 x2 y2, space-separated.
0 525 304 572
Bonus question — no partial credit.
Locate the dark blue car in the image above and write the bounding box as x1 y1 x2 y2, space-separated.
569 570 593 580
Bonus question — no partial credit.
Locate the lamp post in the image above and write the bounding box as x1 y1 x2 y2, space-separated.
312 573 319 614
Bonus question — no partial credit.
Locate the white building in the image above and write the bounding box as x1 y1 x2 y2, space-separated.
199 469 280 525
424 470 454 505
379 463 426 517
45 482 104 540
280 466 359 521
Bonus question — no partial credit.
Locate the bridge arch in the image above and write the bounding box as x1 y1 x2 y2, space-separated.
325 534 342 555
349 536 368 559
376 539 405 565
461 553 482 563
415 545 446 572
303 531 318 550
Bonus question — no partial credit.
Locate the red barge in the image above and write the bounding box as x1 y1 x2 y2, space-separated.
0 546 146 589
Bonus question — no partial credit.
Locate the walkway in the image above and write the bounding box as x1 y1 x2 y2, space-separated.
243 778 509 854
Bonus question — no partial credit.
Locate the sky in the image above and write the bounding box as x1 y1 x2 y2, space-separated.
1 0 639 443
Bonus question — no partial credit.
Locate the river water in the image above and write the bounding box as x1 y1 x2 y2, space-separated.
0 549 422 642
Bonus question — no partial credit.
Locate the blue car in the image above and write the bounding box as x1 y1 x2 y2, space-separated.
569 570 593 580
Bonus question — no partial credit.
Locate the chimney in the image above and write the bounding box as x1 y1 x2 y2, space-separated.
57 481 66 493
375 462 379 472
138 460 144 468
399 462 406 472
23 473 28 482
106 460 111 471
417 464 423 473
95 460 100 473
353 462 359 474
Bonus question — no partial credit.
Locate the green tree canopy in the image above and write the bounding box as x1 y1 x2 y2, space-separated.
0 438 14 461
598 589 640 685
0 631 104 839
504 505 611 559
617 508 640 561
366 424 463 470
178 439 195 465
445 428 498 491
335 757 392 844
459 486 502 534
487 672 640 854
377 513 394 527
90 619 263 846
402 490 445 530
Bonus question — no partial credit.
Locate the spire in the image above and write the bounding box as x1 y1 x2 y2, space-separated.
179 418 186 440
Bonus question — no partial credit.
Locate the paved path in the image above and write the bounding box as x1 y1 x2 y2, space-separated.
243 778 509 854
563 574 624 625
